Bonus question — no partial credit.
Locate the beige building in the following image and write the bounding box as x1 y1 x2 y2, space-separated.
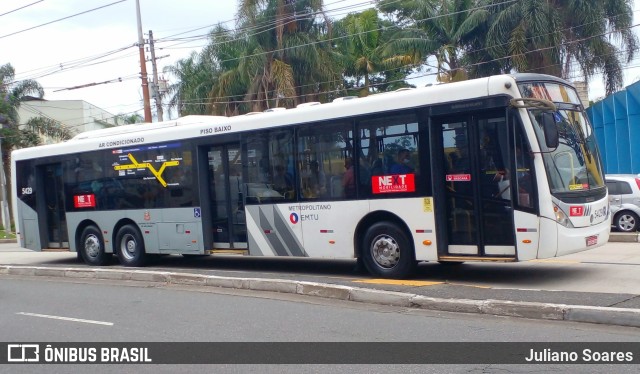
572 81 589 108
17 98 117 144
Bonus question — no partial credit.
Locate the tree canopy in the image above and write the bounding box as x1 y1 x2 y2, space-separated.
163 0 637 117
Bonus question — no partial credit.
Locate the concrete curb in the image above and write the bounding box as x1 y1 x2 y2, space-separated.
3 265 640 328
609 232 640 242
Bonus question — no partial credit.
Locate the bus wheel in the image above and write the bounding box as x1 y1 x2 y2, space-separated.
115 225 147 267
80 225 109 266
362 222 416 279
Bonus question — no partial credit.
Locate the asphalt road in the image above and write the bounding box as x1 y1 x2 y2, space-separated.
1 240 640 327
1 276 639 373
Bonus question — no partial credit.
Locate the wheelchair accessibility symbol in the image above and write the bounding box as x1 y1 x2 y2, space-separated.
194 208 201 218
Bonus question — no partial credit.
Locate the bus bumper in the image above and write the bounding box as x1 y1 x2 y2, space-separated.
554 220 610 257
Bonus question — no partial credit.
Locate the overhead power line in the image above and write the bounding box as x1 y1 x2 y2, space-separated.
0 0 127 40
12 0 379 83
53 75 138 92
0 0 44 18
6 0 636 119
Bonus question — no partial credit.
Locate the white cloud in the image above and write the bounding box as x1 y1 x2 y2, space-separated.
1 0 240 117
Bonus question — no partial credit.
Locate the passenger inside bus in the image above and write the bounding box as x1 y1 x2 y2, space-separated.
370 156 384 176
272 165 293 197
307 160 327 198
490 145 533 207
515 145 533 208
342 157 356 198
493 169 511 200
389 148 414 174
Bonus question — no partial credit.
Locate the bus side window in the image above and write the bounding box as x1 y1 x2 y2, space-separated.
358 113 420 198
298 121 352 200
515 127 534 209
330 176 343 198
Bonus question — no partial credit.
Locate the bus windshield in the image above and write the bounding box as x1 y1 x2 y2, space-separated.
518 82 605 194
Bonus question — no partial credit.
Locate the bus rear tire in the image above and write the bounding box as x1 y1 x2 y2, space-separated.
80 225 109 266
115 224 147 267
361 221 416 279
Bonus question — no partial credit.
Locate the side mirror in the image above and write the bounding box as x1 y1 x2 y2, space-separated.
541 112 559 149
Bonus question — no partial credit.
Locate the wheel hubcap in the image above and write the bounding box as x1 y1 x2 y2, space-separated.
370 234 400 269
619 215 636 231
84 234 100 258
120 234 136 260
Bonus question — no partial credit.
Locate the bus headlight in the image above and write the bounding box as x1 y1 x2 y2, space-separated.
553 204 574 228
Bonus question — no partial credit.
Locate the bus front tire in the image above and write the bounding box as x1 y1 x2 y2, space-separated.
361 222 416 279
115 225 147 267
80 225 109 266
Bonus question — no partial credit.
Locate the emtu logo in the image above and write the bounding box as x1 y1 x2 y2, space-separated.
7 344 40 362
289 212 299 224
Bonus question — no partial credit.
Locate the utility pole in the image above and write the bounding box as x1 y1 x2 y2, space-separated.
0 133 11 235
148 30 163 122
136 0 152 123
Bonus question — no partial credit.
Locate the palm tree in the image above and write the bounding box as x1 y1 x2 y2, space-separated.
334 9 421 96
282 4 342 104
334 9 384 96
235 0 338 111
377 0 489 83
205 25 255 115
1 63 75 147
233 0 303 111
1 63 73 225
164 51 218 117
166 1 341 115
1 63 49 156
115 113 144 125
483 0 637 94
0 63 44 125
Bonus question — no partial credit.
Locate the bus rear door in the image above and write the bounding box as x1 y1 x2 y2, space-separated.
36 163 69 249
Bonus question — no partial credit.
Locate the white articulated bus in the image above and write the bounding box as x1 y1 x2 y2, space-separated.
11 73 610 278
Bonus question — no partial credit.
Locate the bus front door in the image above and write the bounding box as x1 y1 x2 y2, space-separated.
38 164 69 249
435 113 516 260
206 144 247 250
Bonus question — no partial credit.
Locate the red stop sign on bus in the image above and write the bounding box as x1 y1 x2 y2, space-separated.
446 174 471 182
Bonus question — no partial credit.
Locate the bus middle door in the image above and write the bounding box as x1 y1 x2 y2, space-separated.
205 144 248 251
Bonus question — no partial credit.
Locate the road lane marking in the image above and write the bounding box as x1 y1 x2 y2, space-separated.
353 279 443 286
17 312 113 326
446 283 492 289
